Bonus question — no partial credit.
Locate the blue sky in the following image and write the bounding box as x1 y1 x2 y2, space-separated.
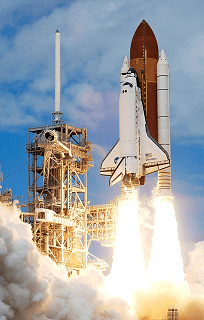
1 0 204 268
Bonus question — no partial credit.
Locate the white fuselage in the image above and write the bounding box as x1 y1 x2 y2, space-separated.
100 65 170 187
119 74 137 157
119 71 140 177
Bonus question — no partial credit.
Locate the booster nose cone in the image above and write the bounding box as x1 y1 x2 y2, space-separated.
158 49 168 65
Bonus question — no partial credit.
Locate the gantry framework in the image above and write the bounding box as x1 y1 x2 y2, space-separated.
21 122 118 275
24 123 94 275
87 202 118 247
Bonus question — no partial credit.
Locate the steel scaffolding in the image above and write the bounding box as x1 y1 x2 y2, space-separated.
21 123 118 275
23 123 94 275
87 202 118 247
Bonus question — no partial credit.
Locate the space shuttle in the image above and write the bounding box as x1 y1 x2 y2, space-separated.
100 57 170 188
100 20 172 196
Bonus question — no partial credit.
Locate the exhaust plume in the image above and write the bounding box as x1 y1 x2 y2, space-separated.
104 192 145 304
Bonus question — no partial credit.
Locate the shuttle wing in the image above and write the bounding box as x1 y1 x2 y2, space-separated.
109 157 126 186
100 140 120 176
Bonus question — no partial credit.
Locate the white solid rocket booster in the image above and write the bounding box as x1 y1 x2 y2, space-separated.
157 49 173 197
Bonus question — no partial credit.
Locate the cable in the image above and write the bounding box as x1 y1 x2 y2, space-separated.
4 162 28 180
0 31 54 59
0 29 110 90
61 33 106 87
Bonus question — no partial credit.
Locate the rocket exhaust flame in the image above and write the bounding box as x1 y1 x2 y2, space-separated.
104 191 145 304
107 195 190 320
102 192 194 320
105 195 186 302
132 197 190 319
147 197 185 284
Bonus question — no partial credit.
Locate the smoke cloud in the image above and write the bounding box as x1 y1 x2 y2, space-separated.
1 198 204 320
0 203 133 320
185 241 204 295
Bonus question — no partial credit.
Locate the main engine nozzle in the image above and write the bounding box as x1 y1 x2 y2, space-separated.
122 173 146 188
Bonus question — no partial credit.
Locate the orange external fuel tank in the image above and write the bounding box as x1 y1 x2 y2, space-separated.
130 20 158 141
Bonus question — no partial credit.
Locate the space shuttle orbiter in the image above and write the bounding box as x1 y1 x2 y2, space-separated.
100 20 173 197
100 60 170 189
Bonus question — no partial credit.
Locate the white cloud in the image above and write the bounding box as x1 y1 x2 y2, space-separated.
92 143 107 158
1 0 203 139
63 83 118 129
185 241 204 295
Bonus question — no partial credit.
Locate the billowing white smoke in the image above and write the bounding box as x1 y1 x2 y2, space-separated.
185 241 204 295
0 204 134 320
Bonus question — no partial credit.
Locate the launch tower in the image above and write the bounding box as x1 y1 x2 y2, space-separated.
25 123 93 274
20 30 118 275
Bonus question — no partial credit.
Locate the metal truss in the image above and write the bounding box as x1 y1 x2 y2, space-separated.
20 123 119 275
23 123 94 275
87 201 118 247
